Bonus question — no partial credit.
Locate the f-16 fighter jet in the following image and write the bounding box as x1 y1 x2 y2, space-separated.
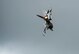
36 9 53 33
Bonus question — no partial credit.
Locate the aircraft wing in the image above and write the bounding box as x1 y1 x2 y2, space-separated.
36 15 45 20
48 9 52 19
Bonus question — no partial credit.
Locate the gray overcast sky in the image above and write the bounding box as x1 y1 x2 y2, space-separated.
0 0 79 54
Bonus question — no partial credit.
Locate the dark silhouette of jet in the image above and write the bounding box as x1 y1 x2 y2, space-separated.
36 9 53 33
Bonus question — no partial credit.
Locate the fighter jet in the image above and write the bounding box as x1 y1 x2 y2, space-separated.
36 9 53 33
